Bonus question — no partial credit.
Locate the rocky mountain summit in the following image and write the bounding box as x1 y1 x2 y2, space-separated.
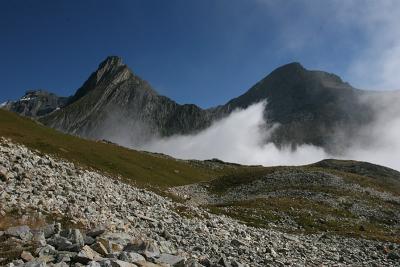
2 56 387 151
214 63 375 151
39 57 213 145
2 90 69 118
1 138 400 266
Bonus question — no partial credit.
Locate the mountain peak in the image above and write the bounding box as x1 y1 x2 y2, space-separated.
270 62 306 76
98 56 124 69
96 56 125 80
67 56 131 104
93 56 133 85
265 62 350 89
2 89 69 117
280 62 304 69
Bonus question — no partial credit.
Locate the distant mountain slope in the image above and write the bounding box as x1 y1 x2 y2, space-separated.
2 90 69 117
2 56 391 151
215 62 375 151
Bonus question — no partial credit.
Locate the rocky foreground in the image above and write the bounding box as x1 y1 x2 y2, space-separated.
0 138 399 266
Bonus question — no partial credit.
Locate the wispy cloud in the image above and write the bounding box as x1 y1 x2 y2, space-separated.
345 1 400 90
255 0 400 90
344 92 400 169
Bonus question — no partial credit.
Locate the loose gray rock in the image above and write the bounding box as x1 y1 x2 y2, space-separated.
0 138 398 267
388 251 400 260
156 254 185 266
32 231 47 247
87 261 102 267
20 251 34 262
5 225 32 241
118 252 145 264
124 240 160 259
87 228 106 238
218 256 232 267
91 242 109 256
47 236 73 251
21 260 46 267
109 259 137 267
75 245 102 264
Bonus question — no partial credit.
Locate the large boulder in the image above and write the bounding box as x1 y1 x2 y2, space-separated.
5 226 32 241
155 254 185 267
124 239 160 259
74 245 103 264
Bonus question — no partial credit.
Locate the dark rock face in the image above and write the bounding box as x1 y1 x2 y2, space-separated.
215 62 375 152
40 56 214 145
3 56 386 151
2 90 69 118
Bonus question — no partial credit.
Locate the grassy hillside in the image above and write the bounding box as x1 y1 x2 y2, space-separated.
2 109 400 242
174 162 400 242
207 161 400 196
0 109 260 188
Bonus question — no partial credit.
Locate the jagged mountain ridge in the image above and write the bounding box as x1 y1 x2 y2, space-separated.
39 57 214 145
35 56 213 142
2 90 69 118
2 56 380 150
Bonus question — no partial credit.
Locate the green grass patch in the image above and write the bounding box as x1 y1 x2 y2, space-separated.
207 197 400 243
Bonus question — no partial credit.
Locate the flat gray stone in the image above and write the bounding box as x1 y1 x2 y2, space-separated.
110 259 138 267
21 260 46 267
5 225 32 241
75 245 103 264
86 227 106 238
47 236 73 251
156 253 185 267
118 251 145 264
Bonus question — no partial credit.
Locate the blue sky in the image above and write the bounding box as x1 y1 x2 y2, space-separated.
1 0 399 107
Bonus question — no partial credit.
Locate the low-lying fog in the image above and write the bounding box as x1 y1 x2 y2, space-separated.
142 102 328 166
138 95 400 171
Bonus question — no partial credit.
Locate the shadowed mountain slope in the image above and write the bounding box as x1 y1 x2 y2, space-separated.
39 57 213 145
215 62 375 151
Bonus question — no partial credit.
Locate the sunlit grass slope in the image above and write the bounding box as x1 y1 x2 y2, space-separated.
0 109 258 188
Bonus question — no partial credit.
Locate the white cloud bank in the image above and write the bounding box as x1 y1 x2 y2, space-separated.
343 93 400 170
141 102 328 166
140 98 400 171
